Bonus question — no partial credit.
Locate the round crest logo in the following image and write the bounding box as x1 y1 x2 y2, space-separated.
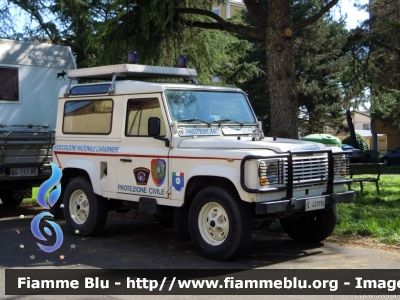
133 167 150 185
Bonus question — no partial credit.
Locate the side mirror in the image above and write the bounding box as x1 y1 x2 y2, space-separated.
148 117 160 136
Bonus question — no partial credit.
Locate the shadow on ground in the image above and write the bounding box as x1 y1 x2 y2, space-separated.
0 203 329 271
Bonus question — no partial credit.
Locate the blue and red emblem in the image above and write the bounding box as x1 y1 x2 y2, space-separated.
172 172 184 192
151 159 166 187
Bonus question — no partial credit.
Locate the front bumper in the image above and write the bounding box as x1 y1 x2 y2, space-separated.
255 191 355 215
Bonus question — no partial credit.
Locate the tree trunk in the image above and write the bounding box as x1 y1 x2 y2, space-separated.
346 109 360 149
265 0 298 139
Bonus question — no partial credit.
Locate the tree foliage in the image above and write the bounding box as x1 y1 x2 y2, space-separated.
349 0 400 129
0 0 259 84
371 89 400 129
230 3 352 135
296 15 350 134
1 0 342 139
342 133 369 152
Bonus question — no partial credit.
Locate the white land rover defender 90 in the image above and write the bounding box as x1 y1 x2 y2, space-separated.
53 63 354 260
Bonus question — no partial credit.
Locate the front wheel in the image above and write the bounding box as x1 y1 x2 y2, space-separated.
63 177 108 236
279 205 337 243
189 186 252 261
0 189 24 206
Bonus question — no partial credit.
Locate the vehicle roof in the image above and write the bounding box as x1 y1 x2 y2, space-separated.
58 80 243 98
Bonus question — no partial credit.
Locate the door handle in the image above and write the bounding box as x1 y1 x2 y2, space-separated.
120 158 132 162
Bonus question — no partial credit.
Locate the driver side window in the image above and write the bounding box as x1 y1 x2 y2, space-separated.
125 98 167 136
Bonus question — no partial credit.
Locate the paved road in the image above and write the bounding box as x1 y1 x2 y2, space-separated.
1 204 400 299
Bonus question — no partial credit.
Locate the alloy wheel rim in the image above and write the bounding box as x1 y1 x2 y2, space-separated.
198 202 229 245
69 189 89 224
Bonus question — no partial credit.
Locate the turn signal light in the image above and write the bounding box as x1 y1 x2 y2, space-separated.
260 176 267 186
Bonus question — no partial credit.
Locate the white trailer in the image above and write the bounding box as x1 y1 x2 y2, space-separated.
0 39 76 206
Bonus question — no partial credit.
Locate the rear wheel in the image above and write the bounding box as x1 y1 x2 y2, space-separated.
0 189 24 206
279 205 337 243
49 189 64 219
63 177 108 236
189 186 252 260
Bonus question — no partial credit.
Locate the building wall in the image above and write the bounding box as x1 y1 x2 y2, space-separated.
212 0 245 19
336 112 388 154
352 112 370 130
375 119 400 152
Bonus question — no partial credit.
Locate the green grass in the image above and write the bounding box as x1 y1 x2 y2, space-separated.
261 174 400 245
384 165 400 174
335 175 400 244
24 188 39 203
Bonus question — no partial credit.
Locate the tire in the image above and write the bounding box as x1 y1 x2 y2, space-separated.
49 194 65 219
63 177 108 236
279 205 338 243
189 186 252 261
0 189 24 206
174 206 191 242
383 158 390 166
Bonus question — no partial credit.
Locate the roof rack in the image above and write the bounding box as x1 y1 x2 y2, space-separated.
64 64 198 97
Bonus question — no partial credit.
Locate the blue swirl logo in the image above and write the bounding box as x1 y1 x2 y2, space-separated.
31 162 64 253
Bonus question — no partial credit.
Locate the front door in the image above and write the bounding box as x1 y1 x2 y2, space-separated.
117 94 170 201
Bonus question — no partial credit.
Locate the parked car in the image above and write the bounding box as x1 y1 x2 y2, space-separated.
379 147 400 166
341 144 363 162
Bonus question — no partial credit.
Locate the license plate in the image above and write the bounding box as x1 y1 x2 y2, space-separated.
10 168 38 177
305 197 325 212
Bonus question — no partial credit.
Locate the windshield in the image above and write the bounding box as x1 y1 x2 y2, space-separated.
164 90 257 124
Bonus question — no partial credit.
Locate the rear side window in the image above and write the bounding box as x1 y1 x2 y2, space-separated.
70 84 111 95
63 99 113 134
126 98 166 136
0 67 19 101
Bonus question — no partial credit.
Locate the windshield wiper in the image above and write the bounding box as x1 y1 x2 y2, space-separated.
178 118 212 127
216 119 244 127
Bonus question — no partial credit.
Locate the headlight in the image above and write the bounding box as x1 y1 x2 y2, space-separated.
266 164 278 183
334 154 349 177
259 161 267 185
259 160 279 186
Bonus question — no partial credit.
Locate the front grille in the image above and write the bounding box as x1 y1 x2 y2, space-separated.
240 150 349 195
284 154 329 187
